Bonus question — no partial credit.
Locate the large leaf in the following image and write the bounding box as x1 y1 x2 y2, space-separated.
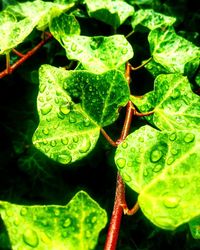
131 74 200 130
6 0 74 31
50 13 80 45
0 11 37 54
148 26 200 75
0 191 107 250
32 64 129 164
115 125 200 230
132 9 176 31
60 35 133 73
84 0 134 28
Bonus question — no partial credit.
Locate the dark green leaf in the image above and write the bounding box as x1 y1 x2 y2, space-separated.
189 217 200 239
0 191 107 250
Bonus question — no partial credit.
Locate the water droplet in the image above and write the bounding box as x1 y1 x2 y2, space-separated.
38 96 44 102
171 89 180 99
54 209 60 216
42 128 49 135
184 133 195 143
40 232 51 244
171 148 178 155
60 105 70 115
86 230 91 238
153 164 163 172
91 216 97 223
14 217 20 226
169 132 177 141
50 140 57 147
23 229 39 248
57 153 72 164
143 168 149 177
150 149 163 163
69 115 77 123
122 48 128 54
163 194 181 208
121 142 128 149
83 119 90 127
39 84 46 93
61 138 68 145
116 158 126 169
20 207 28 216
122 172 131 182
71 43 77 52
63 218 71 228
73 136 79 143
57 112 65 120
167 156 175 165
79 140 91 153
41 104 52 115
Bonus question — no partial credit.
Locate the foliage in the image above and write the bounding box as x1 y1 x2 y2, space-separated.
0 0 200 249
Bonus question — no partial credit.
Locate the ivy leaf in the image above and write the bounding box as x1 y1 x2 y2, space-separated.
0 11 37 54
50 13 80 45
148 26 200 75
144 59 169 77
132 9 176 31
115 125 200 230
6 0 74 31
84 0 134 28
131 74 200 130
59 35 133 73
189 217 200 239
0 191 107 250
32 64 129 164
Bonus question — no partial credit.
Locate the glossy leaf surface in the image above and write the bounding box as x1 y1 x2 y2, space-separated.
132 9 176 30
131 74 200 130
59 35 133 73
0 11 36 54
0 191 107 250
115 125 200 230
32 64 129 164
85 0 134 28
148 26 200 74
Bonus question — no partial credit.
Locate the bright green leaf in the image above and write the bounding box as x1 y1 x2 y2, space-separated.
132 9 176 31
189 217 200 239
84 0 134 28
60 35 133 73
144 59 169 77
0 11 37 54
6 0 74 31
32 64 129 164
131 74 200 130
115 125 200 230
148 26 200 75
0 191 107 250
50 13 80 45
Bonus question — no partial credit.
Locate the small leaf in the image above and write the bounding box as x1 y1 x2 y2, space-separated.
189 217 200 239
50 13 80 45
60 35 133 73
84 0 134 28
0 191 107 250
6 0 74 31
115 125 200 229
0 11 37 54
32 64 129 164
132 9 176 31
148 26 200 75
131 74 200 130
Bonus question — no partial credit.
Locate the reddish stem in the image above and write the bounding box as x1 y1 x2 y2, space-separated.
0 32 53 79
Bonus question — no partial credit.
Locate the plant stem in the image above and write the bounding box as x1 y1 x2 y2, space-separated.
0 32 53 79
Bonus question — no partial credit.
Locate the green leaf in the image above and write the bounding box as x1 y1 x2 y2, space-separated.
189 217 200 239
50 13 80 45
144 59 169 77
84 0 134 28
0 191 107 250
131 74 200 130
32 64 129 164
115 125 200 230
148 26 200 75
132 9 176 31
60 35 133 73
0 11 37 54
6 0 74 31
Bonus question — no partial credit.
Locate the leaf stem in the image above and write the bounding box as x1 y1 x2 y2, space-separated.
6 53 11 74
0 32 53 79
130 57 152 71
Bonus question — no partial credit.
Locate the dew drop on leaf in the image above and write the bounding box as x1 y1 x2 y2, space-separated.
73 136 79 143
91 216 97 223
59 104 70 115
169 132 177 141
57 153 72 164
83 119 90 127
42 128 49 135
150 149 163 163
167 156 175 165
163 194 181 208
20 207 28 216
41 104 52 115
153 164 163 172
116 158 126 169
79 140 91 153
122 48 128 54
50 140 57 147
143 168 149 177
61 138 69 145
184 133 195 143
54 209 60 216
171 89 180 99
63 218 71 228
39 84 46 93
23 229 39 248
69 115 77 123
121 141 128 149
71 43 77 52
122 172 131 182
